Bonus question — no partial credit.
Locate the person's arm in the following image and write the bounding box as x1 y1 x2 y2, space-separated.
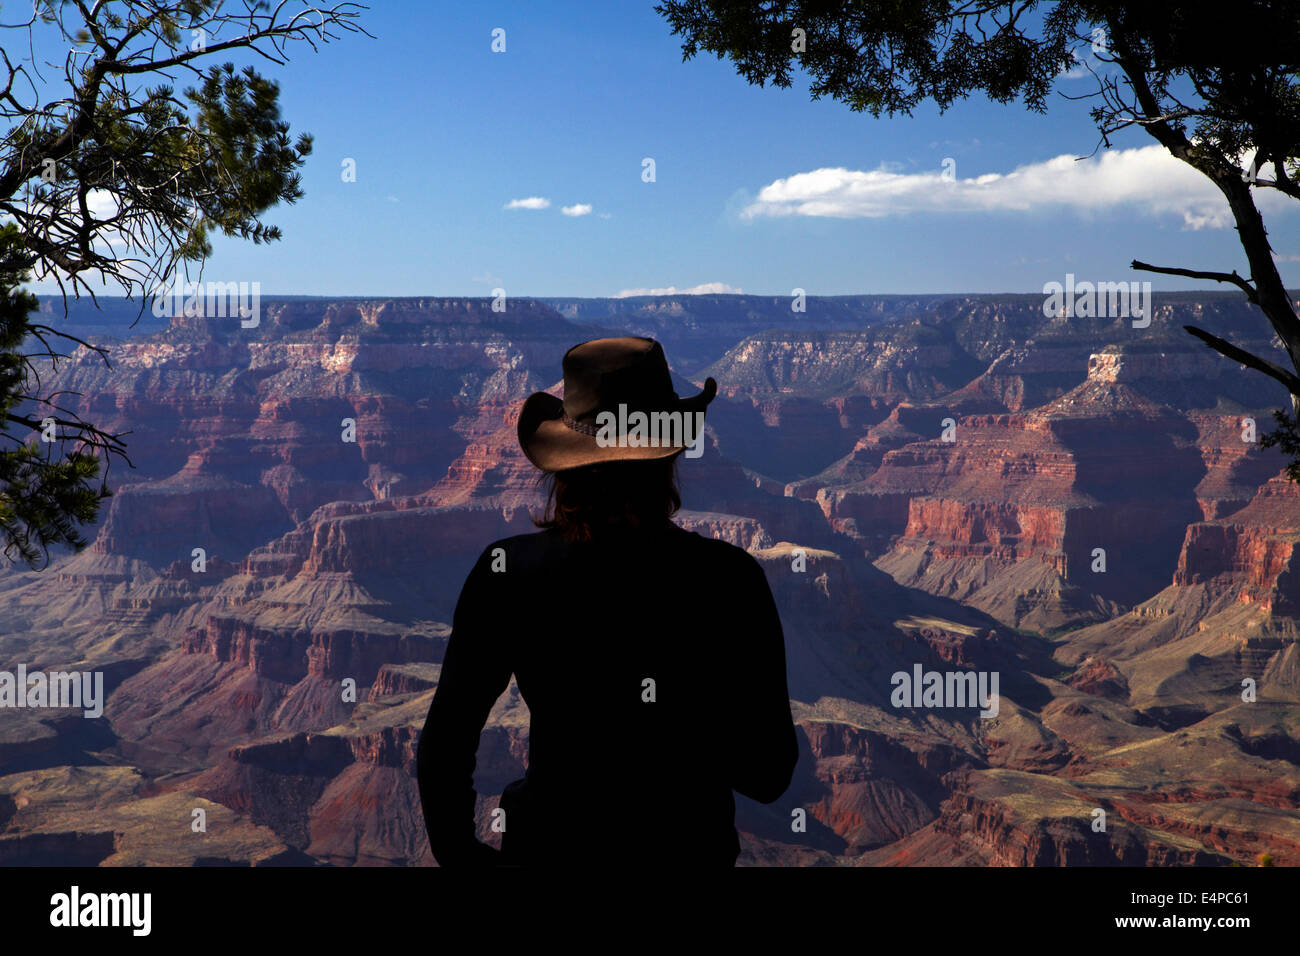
416 545 513 866
729 553 799 804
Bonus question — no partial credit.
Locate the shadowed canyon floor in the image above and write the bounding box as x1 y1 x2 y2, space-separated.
1 292 1297 866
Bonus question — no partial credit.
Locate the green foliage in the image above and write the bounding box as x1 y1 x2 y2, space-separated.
656 1 1074 117
179 63 314 255
656 1 1300 146
0 1 369 294
0 1 367 569
0 224 110 569
1259 410 1300 483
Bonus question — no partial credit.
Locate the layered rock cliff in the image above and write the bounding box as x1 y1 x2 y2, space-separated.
3 291 1298 868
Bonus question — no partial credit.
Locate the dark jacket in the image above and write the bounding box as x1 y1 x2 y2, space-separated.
416 521 799 866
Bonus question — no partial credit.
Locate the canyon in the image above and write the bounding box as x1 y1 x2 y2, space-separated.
0 291 1296 867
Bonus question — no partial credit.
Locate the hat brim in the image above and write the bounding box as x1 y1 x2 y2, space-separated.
517 377 717 472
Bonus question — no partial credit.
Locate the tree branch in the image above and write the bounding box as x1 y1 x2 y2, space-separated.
1184 324 1300 396
1131 259 1258 304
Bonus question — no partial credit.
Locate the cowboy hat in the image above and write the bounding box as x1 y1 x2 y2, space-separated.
517 336 717 472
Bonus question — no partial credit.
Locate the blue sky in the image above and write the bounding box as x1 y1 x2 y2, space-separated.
27 1 1300 297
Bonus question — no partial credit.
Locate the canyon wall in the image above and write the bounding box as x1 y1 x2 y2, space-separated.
2 292 1297 867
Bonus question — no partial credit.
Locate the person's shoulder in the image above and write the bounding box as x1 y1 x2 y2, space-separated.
669 525 765 574
472 527 565 570
470 530 582 574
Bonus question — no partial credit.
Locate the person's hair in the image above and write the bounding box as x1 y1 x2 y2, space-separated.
533 456 682 542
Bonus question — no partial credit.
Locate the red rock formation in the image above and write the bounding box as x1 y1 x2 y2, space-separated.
856 370 1251 626
1176 472 1300 614
5 293 1299 869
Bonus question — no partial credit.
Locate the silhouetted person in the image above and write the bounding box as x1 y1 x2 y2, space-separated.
417 337 798 866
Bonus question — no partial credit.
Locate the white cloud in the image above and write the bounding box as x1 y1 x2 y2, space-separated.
87 189 119 219
614 281 742 297
561 203 593 217
742 145 1293 230
1059 49 1095 80
504 196 550 210
18 188 128 248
